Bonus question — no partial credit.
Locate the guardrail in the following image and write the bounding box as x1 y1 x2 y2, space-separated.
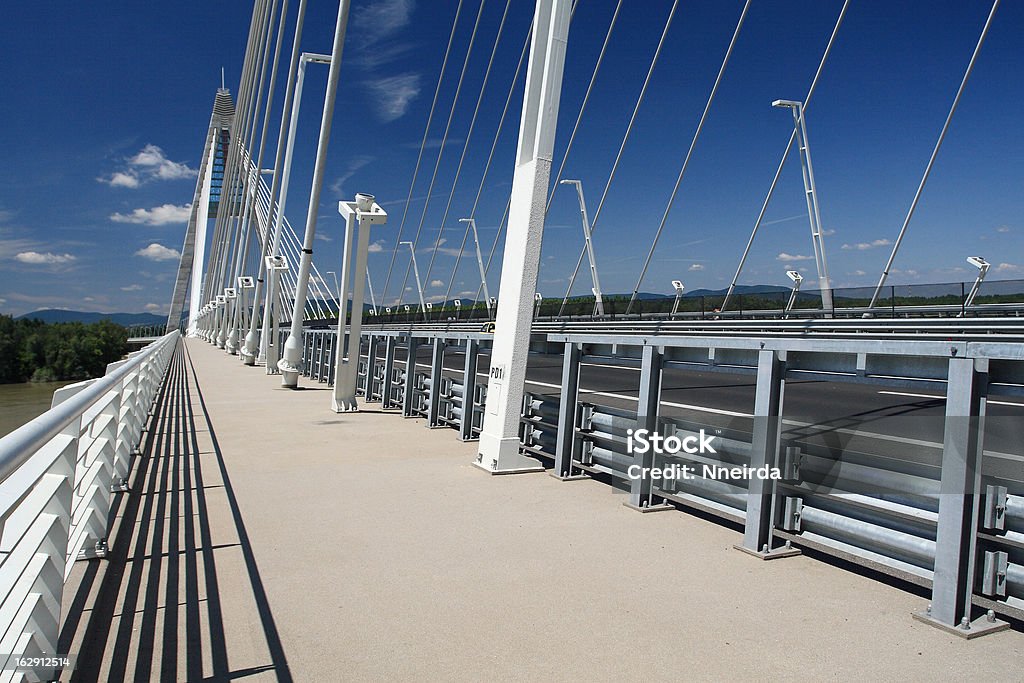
290 325 1024 637
0 331 178 680
362 315 1024 342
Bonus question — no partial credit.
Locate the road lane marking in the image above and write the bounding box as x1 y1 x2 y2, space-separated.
878 390 1024 408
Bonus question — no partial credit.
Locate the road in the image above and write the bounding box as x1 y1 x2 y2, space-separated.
371 342 1024 481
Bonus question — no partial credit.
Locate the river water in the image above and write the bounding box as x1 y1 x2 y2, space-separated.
0 381 73 438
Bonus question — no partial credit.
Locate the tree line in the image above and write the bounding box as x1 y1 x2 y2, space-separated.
0 315 128 383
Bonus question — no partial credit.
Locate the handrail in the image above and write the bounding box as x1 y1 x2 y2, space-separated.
0 331 179 485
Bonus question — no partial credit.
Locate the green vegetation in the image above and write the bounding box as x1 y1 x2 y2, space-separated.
0 315 128 384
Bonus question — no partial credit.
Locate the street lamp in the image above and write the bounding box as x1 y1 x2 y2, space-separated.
458 218 491 314
261 255 290 371
773 98 833 315
963 256 990 312
558 179 605 316
784 269 803 318
399 241 427 321
670 280 685 318
331 193 388 412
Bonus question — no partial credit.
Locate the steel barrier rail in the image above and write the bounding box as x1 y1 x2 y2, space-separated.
360 299 1024 326
0 332 178 680
362 315 1024 342
295 326 1024 633
543 331 1023 634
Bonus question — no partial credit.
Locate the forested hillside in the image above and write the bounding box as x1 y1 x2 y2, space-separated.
0 315 128 383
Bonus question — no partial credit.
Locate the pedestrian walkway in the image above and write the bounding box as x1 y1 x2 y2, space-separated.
57 338 1022 681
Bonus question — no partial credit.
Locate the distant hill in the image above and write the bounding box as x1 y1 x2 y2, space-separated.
16 309 167 327
685 284 791 298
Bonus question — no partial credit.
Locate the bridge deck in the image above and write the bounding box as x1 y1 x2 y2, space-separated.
58 338 1020 681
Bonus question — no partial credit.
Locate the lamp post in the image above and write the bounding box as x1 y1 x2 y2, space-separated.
399 241 428 321
458 218 491 314
559 179 605 316
962 256 990 313
784 269 803 318
263 254 289 371
772 99 833 314
332 193 387 412
278 0 352 388
252 51 332 364
670 280 685 317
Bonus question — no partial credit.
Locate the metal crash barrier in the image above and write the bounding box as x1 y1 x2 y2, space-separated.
292 325 1023 636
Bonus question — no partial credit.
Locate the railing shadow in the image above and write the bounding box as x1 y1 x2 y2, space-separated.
59 343 292 682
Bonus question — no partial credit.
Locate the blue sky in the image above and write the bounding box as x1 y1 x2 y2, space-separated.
0 0 1020 316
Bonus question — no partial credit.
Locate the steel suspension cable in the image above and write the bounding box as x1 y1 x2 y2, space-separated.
449 0 615 308
867 0 999 310
545 0 622 213
422 0 512 294
720 0 849 313
625 0 751 314
202 0 264 307
396 0 487 315
557 0 679 315
441 22 531 307
378 1 465 308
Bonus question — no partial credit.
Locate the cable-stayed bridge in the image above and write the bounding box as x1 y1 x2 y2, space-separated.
2 0 1023 679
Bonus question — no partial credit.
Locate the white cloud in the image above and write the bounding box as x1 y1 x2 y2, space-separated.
996 225 1010 233
366 74 421 123
129 144 196 180
121 284 144 291
102 171 141 188
368 240 386 253
852 269 867 276
98 144 196 188
688 263 705 271
996 263 1020 273
330 155 374 197
822 228 836 236
15 251 76 265
429 279 444 288
777 252 813 262
135 243 180 261
315 233 333 242
144 303 167 313
841 239 892 251
353 0 414 43
111 203 192 225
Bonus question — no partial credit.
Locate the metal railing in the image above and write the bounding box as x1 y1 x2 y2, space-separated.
286 325 1024 636
0 332 177 680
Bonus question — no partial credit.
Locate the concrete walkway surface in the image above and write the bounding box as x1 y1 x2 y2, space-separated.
58 338 1022 681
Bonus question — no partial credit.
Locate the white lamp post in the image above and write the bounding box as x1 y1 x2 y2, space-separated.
962 256 990 312
332 193 387 412
784 269 803 318
399 241 427 321
670 280 685 317
559 179 605 316
772 98 833 314
458 218 491 314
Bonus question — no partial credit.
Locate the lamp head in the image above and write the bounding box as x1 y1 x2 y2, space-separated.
671 280 684 292
772 99 802 109
355 193 375 212
786 270 803 283
966 256 989 270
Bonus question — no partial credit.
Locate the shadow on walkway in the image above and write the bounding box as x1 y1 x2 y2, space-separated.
59 341 291 682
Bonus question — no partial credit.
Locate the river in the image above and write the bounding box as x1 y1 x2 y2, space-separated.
0 381 74 438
